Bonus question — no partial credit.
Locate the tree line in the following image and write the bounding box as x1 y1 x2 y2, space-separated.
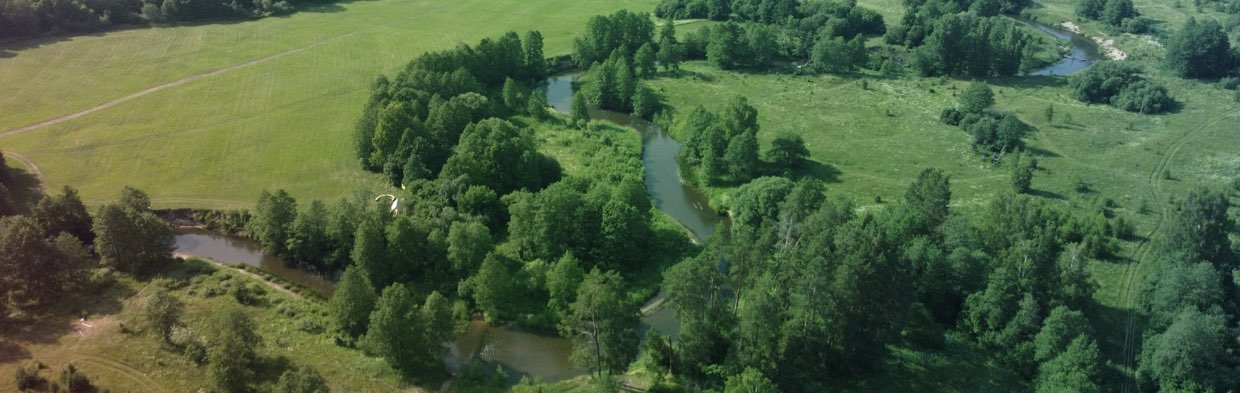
0 0 331 41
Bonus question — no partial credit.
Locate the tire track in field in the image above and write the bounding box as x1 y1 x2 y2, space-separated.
1117 107 1239 393
0 30 364 139
76 354 170 393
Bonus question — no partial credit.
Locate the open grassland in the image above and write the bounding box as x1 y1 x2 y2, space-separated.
0 0 658 209
0 259 412 392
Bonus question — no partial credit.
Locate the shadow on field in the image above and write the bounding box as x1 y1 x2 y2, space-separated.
0 340 32 364
990 75 1068 90
1025 145 1061 159
6 166 43 212
1088 301 1143 389
796 160 842 183
1028 188 1066 200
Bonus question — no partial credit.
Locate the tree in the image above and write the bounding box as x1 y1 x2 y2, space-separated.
1166 18 1234 79
473 252 515 323
1036 336 1102 393
1033 306 1092 363
724 368 780 393
904 168 951 229
600 199 647 271
960 83 995 114
724 131 760 182
440 118 560 195
1140 261 1223 329
287 200 330 267
1163 188 1234 268
1138 309 1236 392
572 91 592 127
524 30 547 79
0 216 80 310
248 189 298 257
276 366 329 393
634 43 657 77
657 36 683 72
351 219 390 289
1101 0 1138 26
142 286 184 344
447 220 491 274
765 133 809 170
1011 152 1034 194
707 22 745 70
329 266 377 339
31 186 93 243
502 78 526 114
120 186 152 212
362 283 423 374
564 268 638 376
632 85 659 120
527 90 550 120
207 307 261 393
547 252 585 321
93 202 174 275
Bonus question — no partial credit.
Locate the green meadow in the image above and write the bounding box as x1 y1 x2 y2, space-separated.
0 0 658 209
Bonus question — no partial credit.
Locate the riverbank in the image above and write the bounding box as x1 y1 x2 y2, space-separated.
1060 21 1129 60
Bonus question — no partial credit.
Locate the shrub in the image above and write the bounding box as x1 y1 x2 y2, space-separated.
1112 81 1174 114
231 281 266 306
52 363 91 393
940 108 963 125
15 362 42 390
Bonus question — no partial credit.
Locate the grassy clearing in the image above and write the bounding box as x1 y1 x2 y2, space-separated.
0 258 412 392
0 0 659 209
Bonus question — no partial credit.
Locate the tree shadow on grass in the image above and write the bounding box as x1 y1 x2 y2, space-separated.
253 355 293 386
5 166 43 213
1024 145 1061 159
1028 188 1067 201
795 159 842 184
0 340 32 365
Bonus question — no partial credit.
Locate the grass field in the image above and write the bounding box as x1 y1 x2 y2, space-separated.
0 0 659 209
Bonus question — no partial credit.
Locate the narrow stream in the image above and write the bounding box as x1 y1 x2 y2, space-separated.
1017 17 1107 76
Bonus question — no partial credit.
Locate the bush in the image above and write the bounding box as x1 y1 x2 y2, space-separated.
940 108 963 125
1220 77 1240 90
52 363 91 393
1112 81 1174 114
230 281 266 306
15 362 42 390
1071 62 1173 113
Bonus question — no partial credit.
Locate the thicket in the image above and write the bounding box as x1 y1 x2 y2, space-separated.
1164 18 1237 78
1069 62 1174 114
940 83 1030 156
1076 0 1149 32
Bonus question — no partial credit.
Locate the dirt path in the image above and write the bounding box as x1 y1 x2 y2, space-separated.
0 30 362 139
172 253 305 301
1116 107 1239 393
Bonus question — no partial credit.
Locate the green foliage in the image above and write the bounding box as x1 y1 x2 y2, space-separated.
1163 187 1234 266
248 189 298 257
563 268 638 376
635 43 657 78
1033 306 1092 363
1140 261 1223 329
959 83 995 114
724 368 780 393
287 200 330 268
1166 18 1235 78
572 91 592 127
440 118 561 195
1070 62 1174 114
350 218 389 290
1010 151 1035 194
0 215 85 311
275 365 330 393
206 307 262 393
472 252 517 323
329 266 377 339
447 221 492 274
572 10 655 68
53 363 93 393
905 168 952 229
913 14 1028 77
1035 336 1102 393
765 133 809 170
362 283 449 375
93 198 174 275
632 85 660 120
31 186 94 243
141 286 185 344
1139 309 1238 391
812 35 868 73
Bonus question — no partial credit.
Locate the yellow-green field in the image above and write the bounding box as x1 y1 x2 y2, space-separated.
0 0 658 209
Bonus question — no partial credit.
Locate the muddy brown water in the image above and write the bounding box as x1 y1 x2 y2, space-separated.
173 228 337 297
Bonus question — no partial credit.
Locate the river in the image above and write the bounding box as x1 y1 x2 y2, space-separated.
1018 17 1107 76
172 228 337 297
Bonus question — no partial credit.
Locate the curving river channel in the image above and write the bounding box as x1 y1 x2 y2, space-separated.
171 18 1095 385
